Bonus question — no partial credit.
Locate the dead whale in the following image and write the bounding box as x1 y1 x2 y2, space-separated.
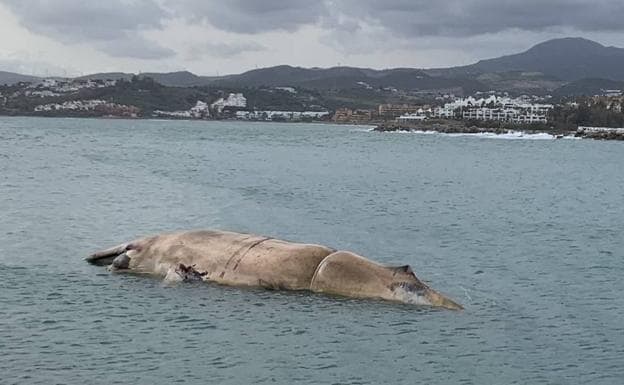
86 230 462 310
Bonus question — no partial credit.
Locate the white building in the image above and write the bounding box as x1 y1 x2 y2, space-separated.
34 99 108 112
397 111 428 122
274 87 297 93
434 96 553 123
154 100 210 119
211 93 247 113
235 110 330 121
189 101 210 118
602 89 622 97
397 114 426 122
26 90 61 98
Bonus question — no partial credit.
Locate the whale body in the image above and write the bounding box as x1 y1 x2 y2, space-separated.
86 230 462 310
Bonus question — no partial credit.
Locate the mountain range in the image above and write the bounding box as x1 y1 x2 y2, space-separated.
2 38 624 97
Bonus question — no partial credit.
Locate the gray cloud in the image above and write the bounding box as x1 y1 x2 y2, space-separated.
165 0 624 37
99 36 176 60
0 54 77 77
167 0 327 33
2 0 174 59
2 0 624 68
186 42 267 60
331 0 624 37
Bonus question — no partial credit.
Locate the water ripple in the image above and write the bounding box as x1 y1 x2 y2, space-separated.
1 118 623 384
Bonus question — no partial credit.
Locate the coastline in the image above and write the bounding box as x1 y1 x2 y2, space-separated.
0 114 376 130
1 113 622 140
374 119 624 141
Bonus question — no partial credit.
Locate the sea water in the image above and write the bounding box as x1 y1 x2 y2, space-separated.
1 117 623 384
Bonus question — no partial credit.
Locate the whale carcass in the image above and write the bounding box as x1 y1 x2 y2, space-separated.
86 230 462 310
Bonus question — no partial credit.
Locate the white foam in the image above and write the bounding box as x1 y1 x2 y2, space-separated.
376 129 437 135
348 126 376 133
448 131 555 140
164 267 183 282
376 129 579 141
404 130 438 135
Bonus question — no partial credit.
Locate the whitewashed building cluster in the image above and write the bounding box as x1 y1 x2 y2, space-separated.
33 99 138 117
432 96 553 123
235 110 330 121
211 93 247 113
34 99 108 112
154 101 210 119
396 107 432 122
32 78 117 94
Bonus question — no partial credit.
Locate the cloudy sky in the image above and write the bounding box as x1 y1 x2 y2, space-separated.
1 0 623 77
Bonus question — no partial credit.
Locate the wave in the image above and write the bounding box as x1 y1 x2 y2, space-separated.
373 129 580 140
448 131 557 140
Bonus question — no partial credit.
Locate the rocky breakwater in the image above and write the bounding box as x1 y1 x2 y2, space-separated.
374 119 532 134
576 126 624 140
375 119 473 133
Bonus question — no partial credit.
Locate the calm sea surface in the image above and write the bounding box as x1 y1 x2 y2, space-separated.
1 117 623 384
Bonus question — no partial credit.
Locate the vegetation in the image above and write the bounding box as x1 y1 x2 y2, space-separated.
85 77 210 114
0 77 214 116
549 97 624 130
2 77 623 132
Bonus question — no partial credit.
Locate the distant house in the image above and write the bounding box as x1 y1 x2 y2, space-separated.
397 113 427 122
602 89 622 97
333 108 374 124
154 100 210 119
274 87 297 94
211 93 247 114
189 101 210 118
236 110 329 121
378 104 420 119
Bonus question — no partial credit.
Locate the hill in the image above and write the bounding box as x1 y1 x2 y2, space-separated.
213 65 485 94
76 71 217 87
76 72 134 81
0 71 41 85
139 71 215 87
552 78 624 98
458 38 624 81
3 37 624 97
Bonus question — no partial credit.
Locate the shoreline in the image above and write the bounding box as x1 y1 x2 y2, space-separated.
1 114 622 140
371 128 580 140
374 120 624 141
0 114 376 129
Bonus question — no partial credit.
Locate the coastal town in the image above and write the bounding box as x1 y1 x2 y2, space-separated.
334 94 556 124
1 75 623 139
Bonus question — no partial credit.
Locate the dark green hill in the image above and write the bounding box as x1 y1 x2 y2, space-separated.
0 71 41 85
552 78 624 98
139 71 216 87
76 72 134 81
4 37 624 98
457 38 624 81
213 65 485 94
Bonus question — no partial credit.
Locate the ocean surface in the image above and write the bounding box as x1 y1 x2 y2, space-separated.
1 117 623 385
